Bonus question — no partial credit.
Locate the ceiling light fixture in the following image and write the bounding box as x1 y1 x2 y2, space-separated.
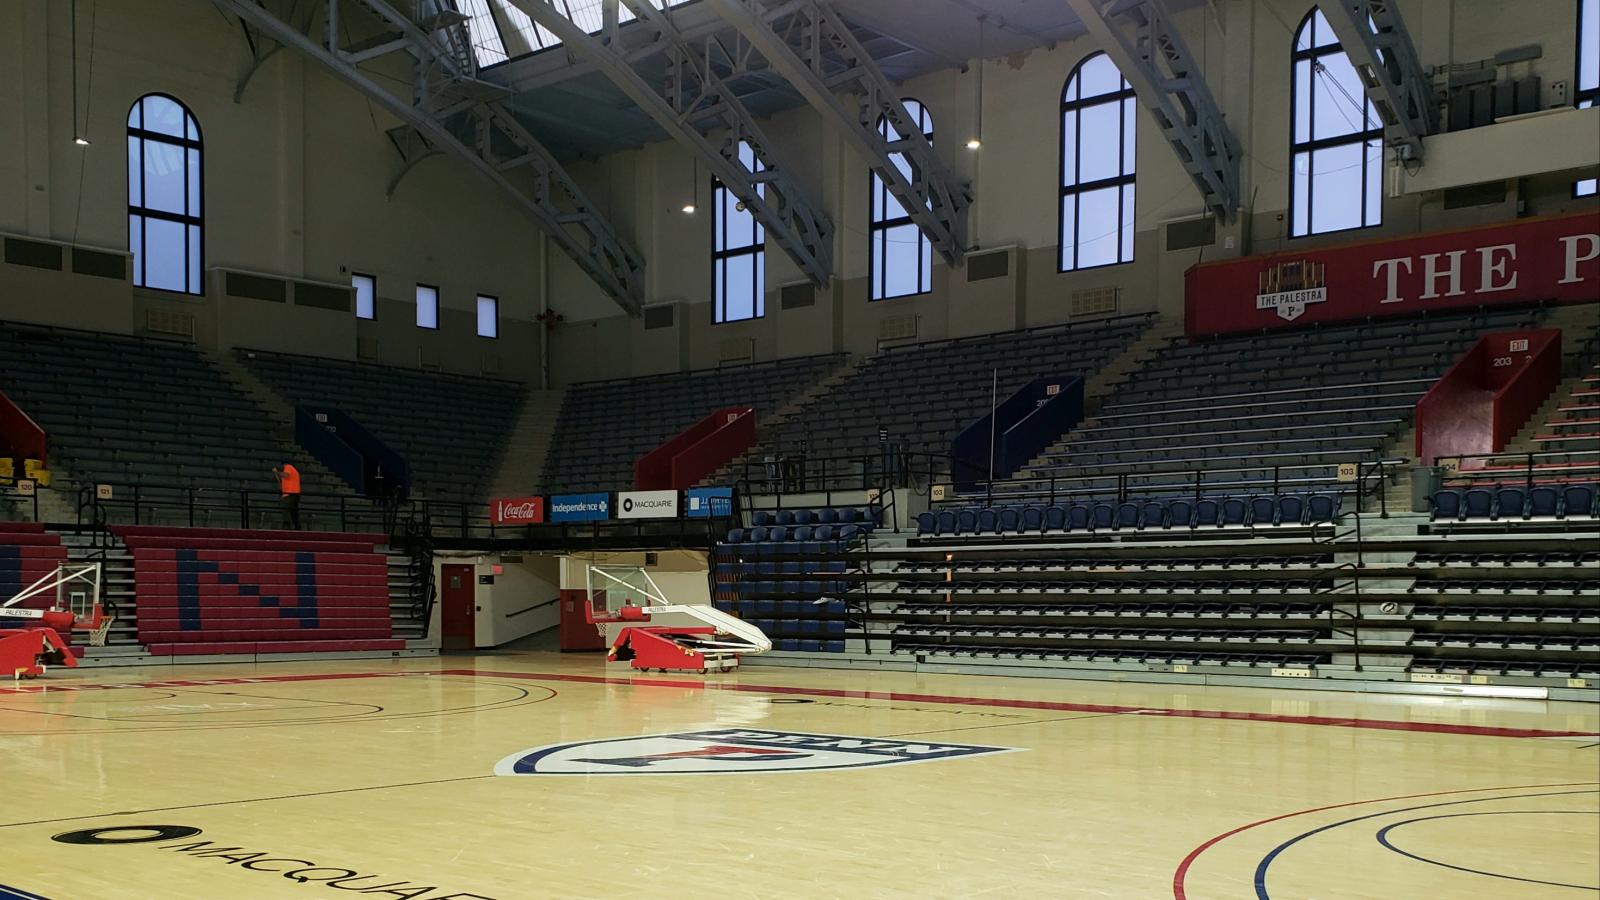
968 15 986 151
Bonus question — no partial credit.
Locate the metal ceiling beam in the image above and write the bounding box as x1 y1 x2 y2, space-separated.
708 0 970 265
1064 0 1242 221
506 0 833 285
1318 0 1438 161
210 0 646 315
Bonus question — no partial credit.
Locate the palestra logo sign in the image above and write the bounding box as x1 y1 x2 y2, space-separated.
495 728 1018 776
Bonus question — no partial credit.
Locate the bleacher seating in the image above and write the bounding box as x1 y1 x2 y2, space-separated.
1006 307 1545 499
543 353 845 494
121 526 400 656
710 505 875 653
745 316 1153 482
1430 484 1598 521
916 493 1343 537
1382 539 1600 681
0 322 338 498
238 348 525 505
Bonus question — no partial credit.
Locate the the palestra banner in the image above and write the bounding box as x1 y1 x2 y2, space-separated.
489 496 545 525
1185 212 1599 336
617 489 678 519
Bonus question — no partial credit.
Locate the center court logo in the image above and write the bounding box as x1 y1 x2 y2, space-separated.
495 728 1018 776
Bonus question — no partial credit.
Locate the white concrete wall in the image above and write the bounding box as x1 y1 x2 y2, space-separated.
2 0 1593 385
0 0 546 379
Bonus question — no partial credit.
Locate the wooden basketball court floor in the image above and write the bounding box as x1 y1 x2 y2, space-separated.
1 653 1596 899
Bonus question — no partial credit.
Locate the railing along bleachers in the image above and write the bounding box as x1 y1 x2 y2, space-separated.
1002 307 1547 500
0 322 338 499
751 315 1154 476
121 526 400 656
543 353 845 494
238 348 524 505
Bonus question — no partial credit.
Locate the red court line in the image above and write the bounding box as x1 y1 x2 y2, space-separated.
436 668 1600 740
1169 781 1600 899
8 668 1595 741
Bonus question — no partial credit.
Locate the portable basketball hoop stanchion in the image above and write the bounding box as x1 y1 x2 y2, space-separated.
583 564 769 674
0 562 110 679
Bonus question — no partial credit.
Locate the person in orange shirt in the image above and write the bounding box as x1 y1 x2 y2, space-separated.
272 461 302 530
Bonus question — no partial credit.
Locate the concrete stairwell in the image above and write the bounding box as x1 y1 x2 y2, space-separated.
488 388 564 497
1080 313 1184 417
1019 313 1182 476
702 355 864 486
207 349 351 497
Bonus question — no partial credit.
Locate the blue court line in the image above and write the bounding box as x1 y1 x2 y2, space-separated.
1376 811 1600 892
1253 788 1599 898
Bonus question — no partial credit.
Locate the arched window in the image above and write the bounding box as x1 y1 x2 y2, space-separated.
1291 9 1383 237
127 94 202 294
1059 52 1136 271
1578 0 1598 196
869 99 933 301
713 141 765 323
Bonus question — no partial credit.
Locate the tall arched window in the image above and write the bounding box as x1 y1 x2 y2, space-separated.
869 99 933 301
1059 52 1136 271
713 141 765 323
127 94 202 294
1578 0 1598 196
1291 9 1383 237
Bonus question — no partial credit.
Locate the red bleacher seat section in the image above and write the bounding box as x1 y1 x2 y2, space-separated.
119 526 402 656
0 522 81 657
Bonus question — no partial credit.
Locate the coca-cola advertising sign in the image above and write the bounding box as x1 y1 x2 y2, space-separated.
490 496 545 525
1185 212 1600 336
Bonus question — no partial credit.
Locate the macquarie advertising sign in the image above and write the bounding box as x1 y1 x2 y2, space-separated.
1185 212 1600 336
617 490 678 519
489 496 545 525
549 493 610 522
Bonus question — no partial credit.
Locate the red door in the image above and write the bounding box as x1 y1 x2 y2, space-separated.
441 564 477 651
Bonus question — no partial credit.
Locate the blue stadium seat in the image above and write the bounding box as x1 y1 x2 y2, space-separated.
1139 500 1166 529
1306 494 1340 523
916 512 937 535
1529 487 1559 517
1043 506 1067 532
1463 489 1494 520
1065 504 1091 532
724 528 745 544
815 508 837 525
1193 499 1220 527
1220 498 1248 526
1277 495 1305 525
1115 502 1140 530
936 510 958 535
1091 503 1116 530
1249 496 1277 525
998 507 1021 533
752 511 772 527
955 509 979 535
1432 491 1463 520
1167 499 1194 528
977 508 1000 534
1561 484 1597 518
1021 506 1044 533
1494 488 1526 520
792 509 813 526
